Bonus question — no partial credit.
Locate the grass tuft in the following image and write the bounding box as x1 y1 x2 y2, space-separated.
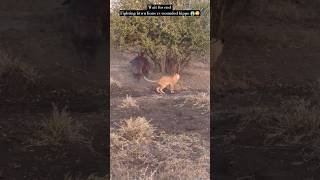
30 104 90 147
116 116 154 143
119 95 139 108
110 77 122 88
0 51 41 97
0 51 39 84
241 96 320 163
184 92 210 113
111 117 209 179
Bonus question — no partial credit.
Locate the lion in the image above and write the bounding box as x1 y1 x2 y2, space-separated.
143 73 180 94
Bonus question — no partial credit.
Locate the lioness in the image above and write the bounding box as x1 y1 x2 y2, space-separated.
144 73 180 94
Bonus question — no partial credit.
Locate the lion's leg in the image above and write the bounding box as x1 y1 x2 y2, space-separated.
170 84 175 93
159 85 166 94
156 87 162 94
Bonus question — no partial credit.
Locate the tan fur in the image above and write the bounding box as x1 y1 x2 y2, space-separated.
144 73 180 94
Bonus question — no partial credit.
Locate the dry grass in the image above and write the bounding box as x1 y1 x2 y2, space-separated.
242 97 320 144
111 116 209 180
183 92 210 113
116 117 154 142
303 138 320 163
30 104 90 147
0 51 39 84
267 98 320 145
119 95 139 108
110 77 122 88
0 51 41 97
241 96 320 162
64 173 108 180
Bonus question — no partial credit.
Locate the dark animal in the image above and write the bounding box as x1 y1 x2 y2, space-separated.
130 53 152 81
62 0 106 69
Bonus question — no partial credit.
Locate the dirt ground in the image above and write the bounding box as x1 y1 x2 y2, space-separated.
110 50 210 141
0 0 107 179
110 49 210 178
213 1 320 179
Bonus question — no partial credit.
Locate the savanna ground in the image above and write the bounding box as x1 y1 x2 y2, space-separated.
213 0 320 179
110 49 210 179
0 0 107 179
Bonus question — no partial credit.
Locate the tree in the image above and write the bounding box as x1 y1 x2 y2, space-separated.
111 0 209 73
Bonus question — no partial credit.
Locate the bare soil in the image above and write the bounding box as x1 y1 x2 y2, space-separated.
110 49 210 153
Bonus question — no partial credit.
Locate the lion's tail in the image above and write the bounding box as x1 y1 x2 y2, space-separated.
143 76 157 83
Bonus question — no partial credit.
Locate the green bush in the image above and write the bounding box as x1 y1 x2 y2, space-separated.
111 0 209 73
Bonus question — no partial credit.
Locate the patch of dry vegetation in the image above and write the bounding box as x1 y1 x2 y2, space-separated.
119 95 139 108
111 116 209 179
183 92 210 113
0 51 39 83
64 173 108 180
30 104 90 147
0 50 41 96
110 77 122 88
241 97 320 162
